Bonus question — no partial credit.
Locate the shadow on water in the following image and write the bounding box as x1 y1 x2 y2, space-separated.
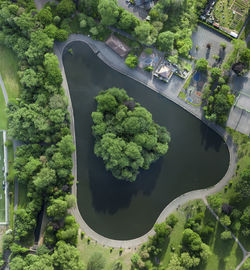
199 117 224 152
88 141 162 214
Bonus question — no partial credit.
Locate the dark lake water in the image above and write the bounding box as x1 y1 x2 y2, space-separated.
63 41 229 240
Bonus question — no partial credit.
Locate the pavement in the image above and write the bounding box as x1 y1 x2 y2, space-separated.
117 0 148 20
0 74 8 105
190 24 233 66
34 0 54 10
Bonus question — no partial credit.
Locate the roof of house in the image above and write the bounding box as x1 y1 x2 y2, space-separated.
155 64 173 80
105 35 131 58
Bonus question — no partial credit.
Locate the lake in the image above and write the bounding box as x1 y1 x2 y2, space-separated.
63 41 229 240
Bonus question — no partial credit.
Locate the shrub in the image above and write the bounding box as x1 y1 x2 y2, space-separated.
166 214 178 228
55 29 69 41
195 58 208 72
220 42 227 50
125 54 138 68
87 252 105 270
144 66 153 72
220 230 232 240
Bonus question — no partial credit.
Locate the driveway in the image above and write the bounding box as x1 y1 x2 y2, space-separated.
34 0 54 10
117 0 148 20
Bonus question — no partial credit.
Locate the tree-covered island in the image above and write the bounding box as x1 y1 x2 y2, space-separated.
91 88 171 182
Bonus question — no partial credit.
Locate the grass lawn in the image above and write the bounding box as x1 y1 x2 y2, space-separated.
208 128 250 251
0 45 20 101
0 132 5 222
18 183 28 209
77 235 133 270
159 200 242 270
0 86 7 130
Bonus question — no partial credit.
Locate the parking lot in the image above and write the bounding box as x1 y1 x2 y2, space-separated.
190 24 233 66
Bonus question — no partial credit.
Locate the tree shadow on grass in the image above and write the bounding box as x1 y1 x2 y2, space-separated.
212 221 236 270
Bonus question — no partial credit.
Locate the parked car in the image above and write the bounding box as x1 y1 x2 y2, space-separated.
2 181 5 190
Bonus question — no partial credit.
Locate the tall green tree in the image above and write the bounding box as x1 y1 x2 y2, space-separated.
98 0 119 26
52 241 84 270
134 21 158 46
157 31 175 52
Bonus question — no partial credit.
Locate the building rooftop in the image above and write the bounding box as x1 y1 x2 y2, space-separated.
105 35 131 58
154 63 174 82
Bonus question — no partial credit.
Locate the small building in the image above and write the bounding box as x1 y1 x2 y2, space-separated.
213 22 219 28
230 31 238 38
154 62 174 83
105 34 131 58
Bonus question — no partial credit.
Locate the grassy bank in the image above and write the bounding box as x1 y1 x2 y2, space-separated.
0 45 20 101
77 235 133 270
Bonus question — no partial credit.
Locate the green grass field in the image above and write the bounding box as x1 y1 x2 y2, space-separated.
0 132 5 222
160 200 242 270
0 45 20 101
77 236 132 270
208 129 250 252
0 86 7 131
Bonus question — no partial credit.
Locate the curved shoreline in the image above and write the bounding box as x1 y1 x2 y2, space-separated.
54 34 238 249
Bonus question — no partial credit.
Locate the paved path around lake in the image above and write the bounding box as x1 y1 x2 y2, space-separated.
54 34 243 252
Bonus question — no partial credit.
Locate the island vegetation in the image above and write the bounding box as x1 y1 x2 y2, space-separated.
92 88 170 181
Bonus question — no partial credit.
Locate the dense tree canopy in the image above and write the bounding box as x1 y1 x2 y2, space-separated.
98 0 119 26
92 88 170 181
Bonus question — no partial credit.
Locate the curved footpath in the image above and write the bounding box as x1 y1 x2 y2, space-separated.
54 34 239 249
0 74 8 105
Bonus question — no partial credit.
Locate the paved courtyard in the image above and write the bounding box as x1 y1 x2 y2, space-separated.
190 24 233 66
230 71 250 96
235 93 250 112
